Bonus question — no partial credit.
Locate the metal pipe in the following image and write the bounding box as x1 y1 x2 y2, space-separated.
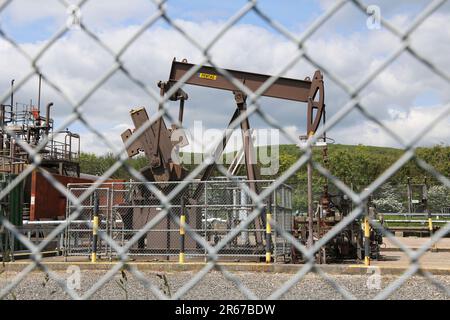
37 74 42 113
46 102 54 136
0 104 4 151
10 79 14 109
178 98 185 124
407 177 412 213
382 213 450 216
307 133 314 249
0 104 4 127
22 220 103 225
383 219 448 223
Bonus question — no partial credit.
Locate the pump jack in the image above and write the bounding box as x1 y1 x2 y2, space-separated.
121 58 325 256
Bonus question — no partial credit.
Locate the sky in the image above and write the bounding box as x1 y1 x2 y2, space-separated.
0 0 449 155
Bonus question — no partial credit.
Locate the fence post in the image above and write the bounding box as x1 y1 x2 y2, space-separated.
423 178 436 251
424 180 432 234
91 191 99 263
108 183 114 261
179 196 186 264
265 194 272 263
306 134 314 249
407 177 412 213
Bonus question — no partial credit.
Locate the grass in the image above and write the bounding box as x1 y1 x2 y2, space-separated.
382 214 450 228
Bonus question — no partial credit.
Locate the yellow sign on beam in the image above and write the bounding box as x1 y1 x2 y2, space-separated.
199 73 217 80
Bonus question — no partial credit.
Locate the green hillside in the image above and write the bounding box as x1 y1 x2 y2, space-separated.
79 144 450 212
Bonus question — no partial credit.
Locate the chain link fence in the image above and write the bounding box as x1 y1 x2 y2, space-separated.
64 179 292 262
0 0 449 300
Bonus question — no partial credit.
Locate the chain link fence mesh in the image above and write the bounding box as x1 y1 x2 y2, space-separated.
64 180 292 262
0 0 449 300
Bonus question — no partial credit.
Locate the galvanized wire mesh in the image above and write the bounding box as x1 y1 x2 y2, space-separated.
0 0 449 300
64 180 292 262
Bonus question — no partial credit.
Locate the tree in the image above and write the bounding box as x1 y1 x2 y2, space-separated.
428 185 450 213
372 183 404 213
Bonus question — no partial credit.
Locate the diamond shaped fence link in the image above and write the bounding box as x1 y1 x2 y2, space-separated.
0 0 448 300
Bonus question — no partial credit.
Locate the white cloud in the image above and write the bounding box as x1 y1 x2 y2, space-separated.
332 104 450 147
80 123 129 154
1 0 157 30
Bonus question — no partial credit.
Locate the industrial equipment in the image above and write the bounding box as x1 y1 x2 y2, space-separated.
0 76 85 259
0 78 80 178
292 192 383 263
118 58 383 263
120 58 327 258
0 77 83 222
1 60 385 264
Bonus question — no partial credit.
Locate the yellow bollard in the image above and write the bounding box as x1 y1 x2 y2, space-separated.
364 217 370 266
428 217 438 251
179 214 186 264
91 193 99 263
265 213 272 263
91 215 99 263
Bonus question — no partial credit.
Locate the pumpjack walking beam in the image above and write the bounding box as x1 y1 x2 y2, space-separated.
165 58 325 177
168 60 317 103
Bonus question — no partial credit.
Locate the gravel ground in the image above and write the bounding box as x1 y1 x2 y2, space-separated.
1 270 450 300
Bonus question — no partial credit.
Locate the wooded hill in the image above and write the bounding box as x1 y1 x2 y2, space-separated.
79 144 450 212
